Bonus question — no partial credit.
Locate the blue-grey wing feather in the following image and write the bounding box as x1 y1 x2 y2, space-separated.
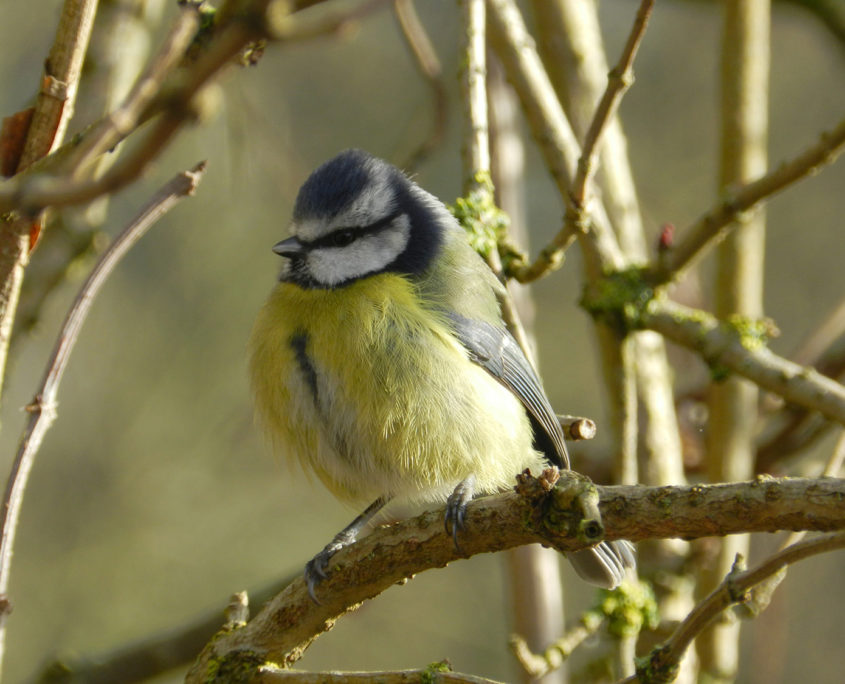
447 313 569 469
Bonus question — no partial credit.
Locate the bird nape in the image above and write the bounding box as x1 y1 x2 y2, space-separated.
248 149 635 602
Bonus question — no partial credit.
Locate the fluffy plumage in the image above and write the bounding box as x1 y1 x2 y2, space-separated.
249 149 634 599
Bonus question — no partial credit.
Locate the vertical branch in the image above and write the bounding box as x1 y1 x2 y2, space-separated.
460 0 490 192
0 0 100 398
697 1 770 679
487 0 642 490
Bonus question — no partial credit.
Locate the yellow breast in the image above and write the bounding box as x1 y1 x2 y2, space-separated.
248 273 541 504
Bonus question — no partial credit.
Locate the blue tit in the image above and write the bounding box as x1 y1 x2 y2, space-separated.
249 149 635 600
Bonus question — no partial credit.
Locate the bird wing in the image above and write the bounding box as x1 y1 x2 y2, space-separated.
447 313 570 469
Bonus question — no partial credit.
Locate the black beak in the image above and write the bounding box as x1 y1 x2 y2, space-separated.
273 236 304 258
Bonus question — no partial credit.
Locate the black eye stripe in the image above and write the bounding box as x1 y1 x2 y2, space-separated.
300 211 405 250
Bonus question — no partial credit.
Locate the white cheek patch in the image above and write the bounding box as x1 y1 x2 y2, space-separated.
307 218 411 287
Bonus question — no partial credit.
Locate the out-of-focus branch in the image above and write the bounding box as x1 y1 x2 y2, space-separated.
629 531 845 684
654 115 845 285
393 0 447 171
256 665 505 683
757 297 845 470
0 162 206 672
185 472 845 681
698 1 770 677
486 0 624 277
567 0 654 213
0 0 99 400
0 0 393 215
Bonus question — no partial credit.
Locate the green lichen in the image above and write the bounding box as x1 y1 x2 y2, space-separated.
448 172 509 259
724 314 779 352
580 266 656 336
635 643 680 684
422 659 453 683
205 650 266 683
588 580 659 639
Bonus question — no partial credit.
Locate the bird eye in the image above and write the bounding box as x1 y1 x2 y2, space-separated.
329 229 357 247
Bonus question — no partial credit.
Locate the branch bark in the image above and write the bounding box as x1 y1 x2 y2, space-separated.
641 297 845 426
185 473 845 681
0 162 206 674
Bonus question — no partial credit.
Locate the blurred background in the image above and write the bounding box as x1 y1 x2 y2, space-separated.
0 0 843 681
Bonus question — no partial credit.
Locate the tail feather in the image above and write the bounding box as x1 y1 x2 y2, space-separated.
566 540 637 589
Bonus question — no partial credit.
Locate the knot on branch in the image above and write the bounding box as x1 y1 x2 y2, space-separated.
516 468 609 546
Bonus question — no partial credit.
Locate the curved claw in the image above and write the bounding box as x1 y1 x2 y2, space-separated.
304 547 336 604
444 475 476 553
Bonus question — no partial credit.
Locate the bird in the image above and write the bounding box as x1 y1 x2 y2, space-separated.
249 149 635 601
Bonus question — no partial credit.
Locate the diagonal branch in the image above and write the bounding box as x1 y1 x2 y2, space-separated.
0 162 206 669
655 115 845 284
569 0 655 212
629 531 845 683
641 297 845 425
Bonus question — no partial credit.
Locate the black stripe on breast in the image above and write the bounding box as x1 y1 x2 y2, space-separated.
289 332 318 402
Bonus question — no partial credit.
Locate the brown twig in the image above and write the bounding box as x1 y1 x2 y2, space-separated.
0 0 99 402
569 0 655 212
0 0 393 216
62 5 202 179
654 115 845 285
629 531 845 683
0 162 206 668
393 0 447 171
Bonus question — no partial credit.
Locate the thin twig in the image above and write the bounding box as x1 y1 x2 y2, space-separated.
0 0 393 216
64 5 202 178
393 0 447 171
569 0 655 211
486 0 624 276
629 532 845 683
0 162 206 664
0 0 99 403
655 115 845 284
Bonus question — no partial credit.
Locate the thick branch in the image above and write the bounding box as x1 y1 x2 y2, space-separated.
185 474 845 681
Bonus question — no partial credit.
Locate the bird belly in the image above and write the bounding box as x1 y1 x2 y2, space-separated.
249 274 544 505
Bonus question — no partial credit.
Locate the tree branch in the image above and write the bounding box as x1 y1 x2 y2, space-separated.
654 115 845 284
0 162 206 671
0 0 99 402
568 0 654 212
393 0 447 171
630 531 845 683
641 297 845 425
256 664 505 683
185 473 845 681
